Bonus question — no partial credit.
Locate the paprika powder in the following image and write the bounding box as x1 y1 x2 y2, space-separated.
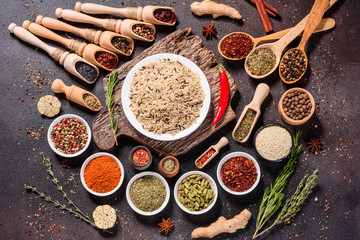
84 156 121 193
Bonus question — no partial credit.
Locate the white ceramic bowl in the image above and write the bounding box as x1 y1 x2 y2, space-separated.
80 152 124 197
126 171 170 216
47 114 91 158
217 152 261 195
121 53 211 141
174 171 218 215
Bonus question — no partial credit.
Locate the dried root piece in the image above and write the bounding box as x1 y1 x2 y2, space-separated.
93 205 117 230
190 0 242 20
191 209 251 238
37 95 61 117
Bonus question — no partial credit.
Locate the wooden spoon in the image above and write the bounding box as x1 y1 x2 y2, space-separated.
279 0 329 84
232 83 270 143
195 137 228 169
244 0 336 79
36 15 134 56
75 2 176 26
52 79 102 111
218 18 335 60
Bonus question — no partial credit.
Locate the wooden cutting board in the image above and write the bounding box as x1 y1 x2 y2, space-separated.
92 28 238 156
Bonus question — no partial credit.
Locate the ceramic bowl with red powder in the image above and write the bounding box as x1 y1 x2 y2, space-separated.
80 152 125 197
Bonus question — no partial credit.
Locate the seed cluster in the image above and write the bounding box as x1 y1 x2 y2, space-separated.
51 117 88 154
280 49 306 82
132 24 155 40
282 91 312 120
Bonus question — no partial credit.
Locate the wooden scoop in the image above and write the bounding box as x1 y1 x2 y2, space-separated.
244 0 337 79
52 79 102 111
75 2 176 26
8 23 99 84
22 21 118 71
55 8 156 42
218 18 335 60
195 137 228 169
232 83 270 143
36 15 134 56
279 0 329 84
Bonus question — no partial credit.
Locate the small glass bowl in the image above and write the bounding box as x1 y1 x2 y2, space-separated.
129 146 153 170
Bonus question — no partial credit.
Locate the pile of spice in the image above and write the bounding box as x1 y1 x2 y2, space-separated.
51 117 88 154
163 158 176 172
255 125 292 161
233 108 257 141
220 33 254 59
94 51 118 70
132 148 149 165
280 49 306 82
195 148 215 168
111 36 132 55
220 156 257 192
75 61 98 83
153 9 177 24
130 175 166 212
84 156 121 193
282 90 312 120
177 174 214 211
246 47 276 76
83 93 101 110
132 24 155 40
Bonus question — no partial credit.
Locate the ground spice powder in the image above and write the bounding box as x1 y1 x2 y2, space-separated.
84 156 121 193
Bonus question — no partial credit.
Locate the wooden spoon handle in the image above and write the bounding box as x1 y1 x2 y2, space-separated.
56 8 111 29
213 137 229 151
51 79 71 94
250 83 270 107
75 2 139 19
36 15 85 36
298 0 329 50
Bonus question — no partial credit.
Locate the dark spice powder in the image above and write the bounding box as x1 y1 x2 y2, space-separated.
220 33 254 59
234 108 257 141
95 51 118 70
75 61 98 83
111 36 132 55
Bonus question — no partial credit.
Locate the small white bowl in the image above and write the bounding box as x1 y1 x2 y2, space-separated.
217 152 261 195
47 114 91 158
80 152 125 197
126 171 170 216
174 171 218 215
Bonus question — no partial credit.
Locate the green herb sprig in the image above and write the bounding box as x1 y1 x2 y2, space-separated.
106 71 119 146
253 169 319 238
254 130 302 238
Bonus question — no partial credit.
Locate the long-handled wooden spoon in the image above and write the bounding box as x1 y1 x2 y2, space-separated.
218 18 335 60
244 0 336 79
279 0 329 84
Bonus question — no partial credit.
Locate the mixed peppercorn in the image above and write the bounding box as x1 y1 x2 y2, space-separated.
132 24 155 40
280 49 306 82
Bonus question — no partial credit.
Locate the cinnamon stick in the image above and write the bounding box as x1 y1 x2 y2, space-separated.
254 0 273 32
247 0 279 17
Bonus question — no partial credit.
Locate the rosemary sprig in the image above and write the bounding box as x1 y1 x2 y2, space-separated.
106 71 119 146
253 169 319 238
254 130 302 238
40 152 89 220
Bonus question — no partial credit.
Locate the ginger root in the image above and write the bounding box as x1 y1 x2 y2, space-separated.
190 0 242 20
191 209 251 238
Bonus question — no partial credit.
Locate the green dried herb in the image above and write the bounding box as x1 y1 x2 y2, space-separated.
234 108 257 141
107 71 119 145
247 48 276 76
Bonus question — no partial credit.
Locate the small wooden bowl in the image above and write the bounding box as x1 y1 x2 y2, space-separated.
129 146 153 170
158 156 179 178
278 87 315 125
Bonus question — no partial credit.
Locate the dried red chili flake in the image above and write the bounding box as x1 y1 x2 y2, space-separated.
195 148 215 168
95 51 118 70
220 156 257 192
220 33 254 59
132 149 149 165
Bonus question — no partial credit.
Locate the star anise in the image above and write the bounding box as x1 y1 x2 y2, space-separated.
158 218 174 235
202 23 217 39
307 137 322 155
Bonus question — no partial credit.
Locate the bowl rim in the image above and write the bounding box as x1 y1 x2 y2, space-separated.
126 171 170 216
253 123 293 162
47 114 91 158
80 152 125 197
217 152 261 195
278 87 315 125
174 170 218 215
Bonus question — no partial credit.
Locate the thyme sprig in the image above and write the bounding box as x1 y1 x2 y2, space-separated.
254 130 302 238
106 71 119 146
253 169 319 238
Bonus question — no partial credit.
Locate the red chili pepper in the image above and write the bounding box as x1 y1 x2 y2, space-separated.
213 63 229 125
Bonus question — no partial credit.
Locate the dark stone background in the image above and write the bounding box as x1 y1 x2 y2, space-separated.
0 0 359 239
